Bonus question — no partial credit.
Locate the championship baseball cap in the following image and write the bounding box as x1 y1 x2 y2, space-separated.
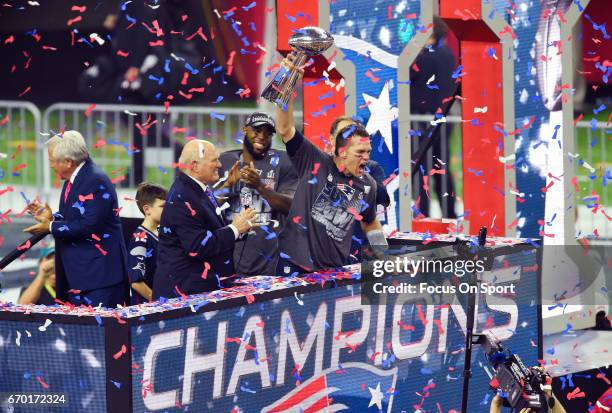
245 112 276 133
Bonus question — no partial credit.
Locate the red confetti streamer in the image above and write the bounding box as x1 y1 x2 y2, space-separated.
152 20 163 36
18 86 32 97
498 26 517 39
17 240 31 251
116 50 130 58
149 40 164 47
541 180 554 193
574 113 584 128
83 103 96 117
186 27 208 41
567 387 585 400
71 5 86 13
416 304 428 325
174 285 188 301
36 376 49 389
12 163 26 173
433 319 445 335
67 16 82 26
112 311 126 324
180 71 190 85
184 202 196 216
0 186 14 196
596 372 611 385
347 207 363 221
539 231 555 238
95 244 108 256
571 176 580 192
91 233 101 242
311 162 320 175
113 344 127 359
93 139 106 148
365 70 380 83
423 175 430 198
201 262 211 279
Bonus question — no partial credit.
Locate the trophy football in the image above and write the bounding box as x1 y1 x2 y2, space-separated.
261 26 334 106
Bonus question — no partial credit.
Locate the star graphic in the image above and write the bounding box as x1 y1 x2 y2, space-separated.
368 382 384 410
362 81 399 154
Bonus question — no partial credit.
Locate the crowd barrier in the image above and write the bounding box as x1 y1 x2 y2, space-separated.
0 100 609 237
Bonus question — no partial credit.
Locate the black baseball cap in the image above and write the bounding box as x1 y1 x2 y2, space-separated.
245 112 276 133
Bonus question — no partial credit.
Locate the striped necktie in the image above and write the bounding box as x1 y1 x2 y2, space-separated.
204 187 225 224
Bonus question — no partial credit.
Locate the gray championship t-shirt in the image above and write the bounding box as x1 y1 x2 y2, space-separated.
219 149 298 275
278 129 377 271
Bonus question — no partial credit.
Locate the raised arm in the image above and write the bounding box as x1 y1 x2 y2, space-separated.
275 54 303 143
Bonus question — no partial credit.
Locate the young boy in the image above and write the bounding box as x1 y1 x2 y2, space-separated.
128 182 167 304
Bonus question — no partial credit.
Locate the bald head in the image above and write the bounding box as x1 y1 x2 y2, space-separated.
179 140 221 184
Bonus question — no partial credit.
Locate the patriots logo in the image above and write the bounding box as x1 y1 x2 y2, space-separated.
262 363 397 413
133 231 147 243
336 183 356 200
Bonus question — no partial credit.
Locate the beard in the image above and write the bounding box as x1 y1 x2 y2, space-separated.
244 137 271 160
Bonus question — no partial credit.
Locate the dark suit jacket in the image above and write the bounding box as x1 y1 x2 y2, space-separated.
51 159 128 301
153 172 235 299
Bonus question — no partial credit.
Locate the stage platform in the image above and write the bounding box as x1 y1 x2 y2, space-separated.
0 234 560 412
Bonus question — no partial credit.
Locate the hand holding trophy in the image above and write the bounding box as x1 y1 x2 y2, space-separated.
261 26 334 106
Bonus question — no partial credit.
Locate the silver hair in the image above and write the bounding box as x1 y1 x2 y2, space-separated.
178 140 208 165
47 130 89 164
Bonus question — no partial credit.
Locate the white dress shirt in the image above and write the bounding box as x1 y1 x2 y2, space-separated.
186 174 240 239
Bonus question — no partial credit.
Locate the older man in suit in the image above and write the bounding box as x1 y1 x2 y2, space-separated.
25 130 128 308
152 140 256 299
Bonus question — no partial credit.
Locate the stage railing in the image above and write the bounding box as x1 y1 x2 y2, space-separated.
41 103 303 197
0 100 43 189
575 119 610 238
0 101 609 237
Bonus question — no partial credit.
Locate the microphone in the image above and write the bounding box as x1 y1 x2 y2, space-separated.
236 187 253 269
477 226 487 247
240 187 252 210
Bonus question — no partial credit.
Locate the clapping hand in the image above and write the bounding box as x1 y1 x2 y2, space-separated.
24 200 53 234
240 162 263 190
224 160 241 188
232 208 259 234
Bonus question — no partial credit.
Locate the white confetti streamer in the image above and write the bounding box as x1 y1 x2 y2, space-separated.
215 202 230 216
38 318 52 332
582 161 595 173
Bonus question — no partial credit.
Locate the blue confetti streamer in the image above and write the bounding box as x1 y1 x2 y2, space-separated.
211 112 226 121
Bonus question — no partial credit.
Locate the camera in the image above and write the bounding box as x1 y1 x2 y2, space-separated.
477 334 553 412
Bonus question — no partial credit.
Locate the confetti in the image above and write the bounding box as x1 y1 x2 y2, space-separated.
38 319 52 332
